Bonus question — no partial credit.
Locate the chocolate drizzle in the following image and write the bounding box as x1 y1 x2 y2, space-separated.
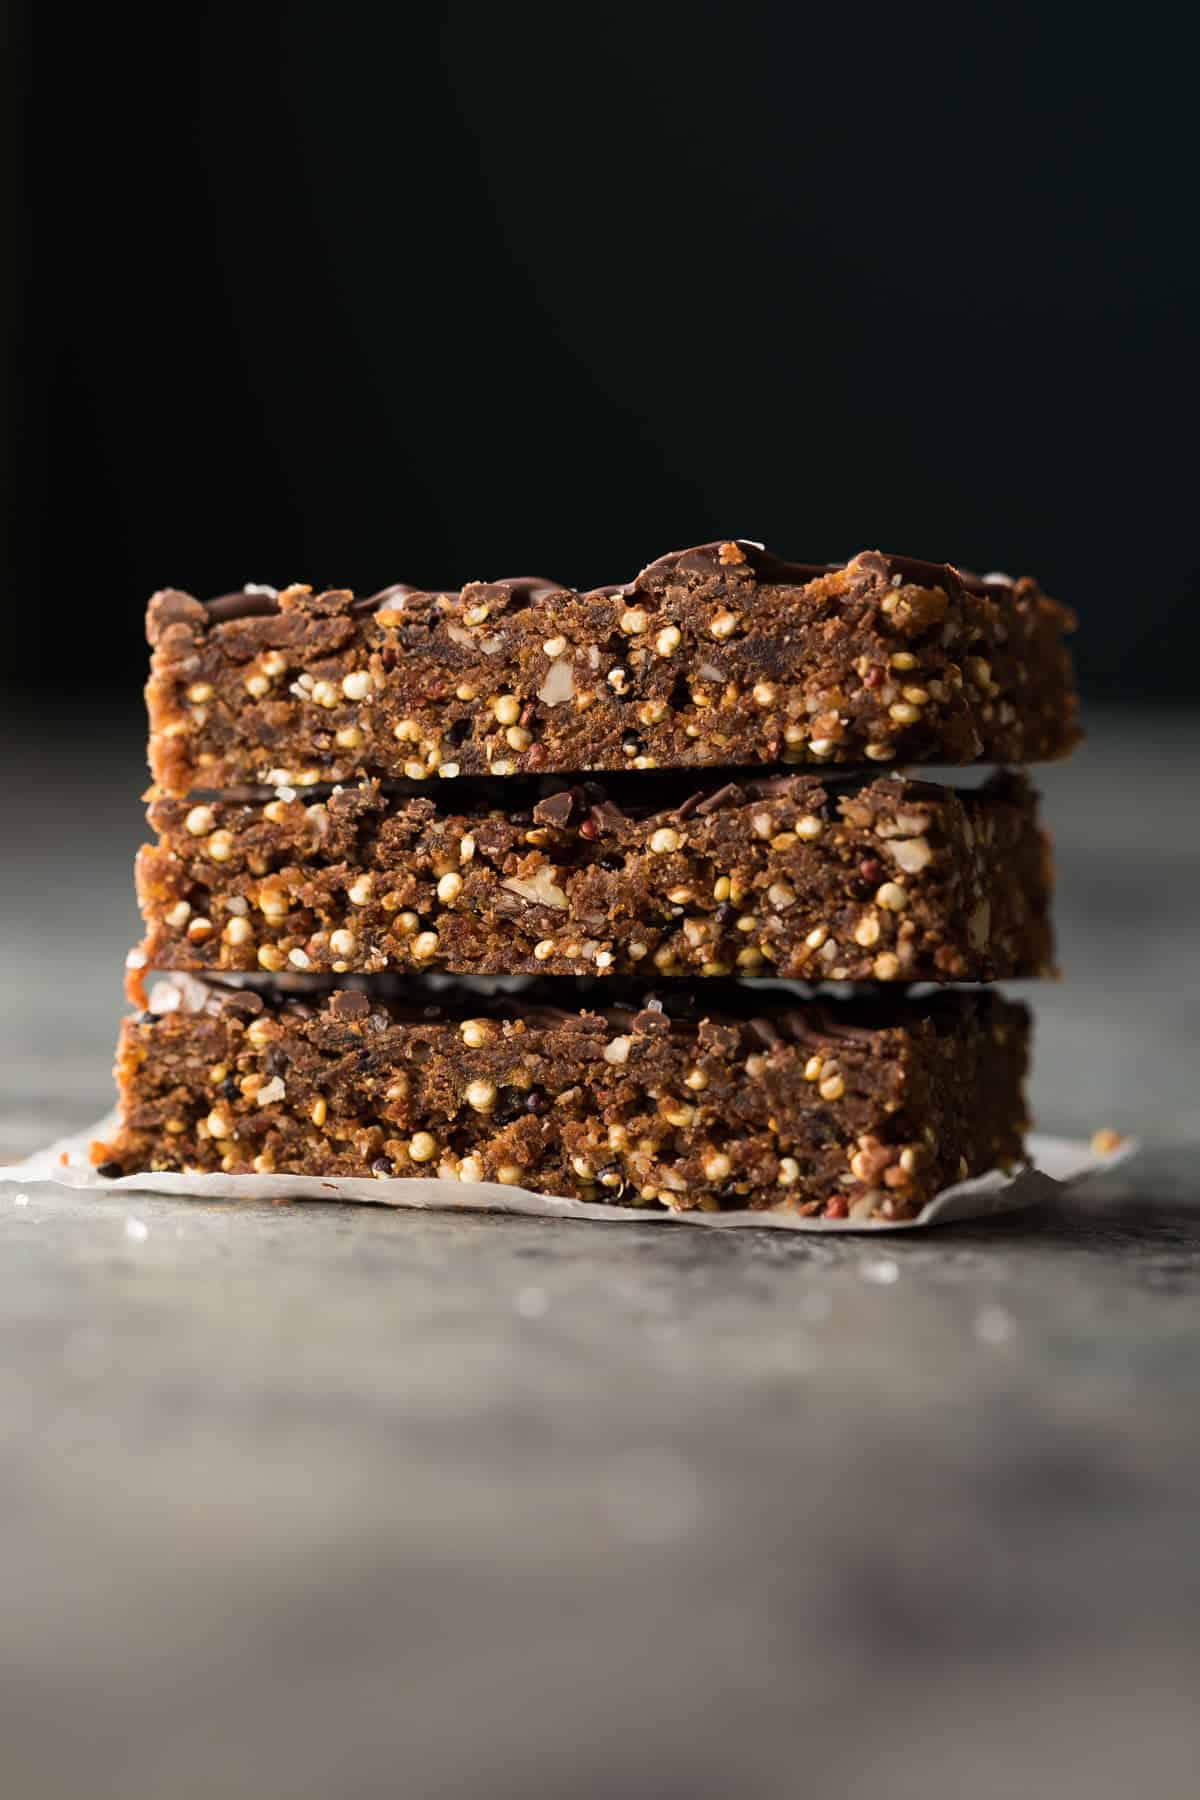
141 969 1004 1052
192 541 1017 623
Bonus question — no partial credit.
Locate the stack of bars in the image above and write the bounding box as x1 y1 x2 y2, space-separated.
94 540 1079 1221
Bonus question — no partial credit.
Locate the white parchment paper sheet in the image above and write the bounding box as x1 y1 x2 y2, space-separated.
1 1118 1137 1232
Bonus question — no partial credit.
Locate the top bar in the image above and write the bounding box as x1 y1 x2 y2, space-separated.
146 541 1079 795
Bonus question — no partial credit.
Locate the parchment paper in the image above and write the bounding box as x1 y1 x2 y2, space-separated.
1 1118 1137 1232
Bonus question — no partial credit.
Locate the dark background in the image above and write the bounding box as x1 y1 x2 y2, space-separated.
5 3 1199 706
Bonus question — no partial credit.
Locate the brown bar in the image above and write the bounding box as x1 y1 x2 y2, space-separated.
92 976 1031 1221
135 770 1055 983
145 541 1079 795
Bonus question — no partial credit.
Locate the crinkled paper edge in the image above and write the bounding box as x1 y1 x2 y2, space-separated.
0 1117 1138 1232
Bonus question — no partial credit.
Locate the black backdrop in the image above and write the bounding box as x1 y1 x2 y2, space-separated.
7 2 1200 703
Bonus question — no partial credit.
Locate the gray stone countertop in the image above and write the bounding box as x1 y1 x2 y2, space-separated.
1 706 1197 1799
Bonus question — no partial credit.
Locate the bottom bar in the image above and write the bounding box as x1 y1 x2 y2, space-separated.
92 977 1030 1221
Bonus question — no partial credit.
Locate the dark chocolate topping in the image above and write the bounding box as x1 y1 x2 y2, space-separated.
191 542 1016 622
141 969 1007 1053
204 588 281 623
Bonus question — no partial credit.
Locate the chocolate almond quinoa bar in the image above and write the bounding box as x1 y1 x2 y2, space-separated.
145 542 1079 794
91 977 1031 1221
134 770 1054 984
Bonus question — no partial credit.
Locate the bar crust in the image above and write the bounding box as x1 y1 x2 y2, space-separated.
92 977 1031 1221
145 541 1079 794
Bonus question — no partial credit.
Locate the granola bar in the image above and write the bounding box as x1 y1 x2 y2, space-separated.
146 542 1079 794
134 771 1054 983
91 976 1031 1221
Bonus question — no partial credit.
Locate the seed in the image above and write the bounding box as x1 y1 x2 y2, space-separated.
819 1073 846 1100
752 682 776 706
310 1097 328 1126
777 1158 800 1186
572 1156 595 1180
206 1110 230 1138
437 872 463 903
709 611 739 639
496 1164 524 1185
649 827 680 854
312 680 339 708
458 1155 484 1184
767 883 795 910
165 900 191 929
288 949 311 969
460 1020 486 1047
465 1079 497 1112
493 694 520 725
805 926 828 950
620 608 648 634
245 673 271 698
543 635 567 656
713 876 731 902
408 1132 437 1162
393 718 420 742
803 1056 824 1081
348 875 373 906
796 814 823 841
223 916 253 946
505 725 532 751
412 930 440 959
603 1036 633 1064
888 702 921 725
876 882 908 911
533 939 555 961
902 685 930 705
464 603 490 626
455 682 478 701
655 624 681 656
865 742 895 761
703 1151 732 1180
684 1067 708 1091
853 913 880 947
329 928 356 956
889 652 917 670
185 805 215 836
187 681 213 703
873 952 901 979
207 830 234 862
342 670 372 700
257 944 285 971
336 726 363 749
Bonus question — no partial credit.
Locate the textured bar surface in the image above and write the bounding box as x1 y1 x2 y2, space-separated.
135 771 1054 983
92 977 1031 1220
145 541 1079 794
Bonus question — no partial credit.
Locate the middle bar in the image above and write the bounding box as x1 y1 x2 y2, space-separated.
136 769 1053 983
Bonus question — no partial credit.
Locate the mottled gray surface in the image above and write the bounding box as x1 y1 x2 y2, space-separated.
1 708 1198 1800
